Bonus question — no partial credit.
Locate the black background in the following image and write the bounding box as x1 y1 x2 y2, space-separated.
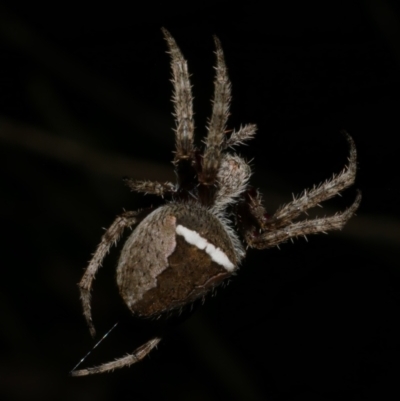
1 1 399 400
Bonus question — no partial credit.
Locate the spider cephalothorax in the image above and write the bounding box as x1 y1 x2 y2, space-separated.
72 29 361 376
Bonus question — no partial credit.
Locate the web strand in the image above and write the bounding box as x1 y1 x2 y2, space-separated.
70 322 119 374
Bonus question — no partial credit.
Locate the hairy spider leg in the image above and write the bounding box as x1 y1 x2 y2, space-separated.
200 36 231 187
70 337 162 376
236 133 360 249
78 210 150 337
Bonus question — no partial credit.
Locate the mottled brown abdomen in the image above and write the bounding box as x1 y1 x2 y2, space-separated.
116 203 239 317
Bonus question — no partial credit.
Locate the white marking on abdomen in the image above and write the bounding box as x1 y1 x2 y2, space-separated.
176 225 235 272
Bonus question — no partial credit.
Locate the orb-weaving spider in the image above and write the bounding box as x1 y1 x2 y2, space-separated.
71 28 361 376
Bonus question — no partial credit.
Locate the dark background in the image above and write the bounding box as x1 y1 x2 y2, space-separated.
1 1 399 400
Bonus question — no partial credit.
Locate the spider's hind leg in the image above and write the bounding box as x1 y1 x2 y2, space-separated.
70 337 162 376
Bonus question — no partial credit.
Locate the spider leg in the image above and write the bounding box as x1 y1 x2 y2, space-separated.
237 133 360 248
123 178 176 197
225 124 257 149
162 28 195 163
200 36 231 186
70 337 162 376
264 133 357 230
78 210 143 337
247 192 361 249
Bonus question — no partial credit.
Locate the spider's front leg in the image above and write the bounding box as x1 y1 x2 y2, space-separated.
162 28 195 164
200 36 231 186
78 210 144 337
162 28 200 197
239 133 361 249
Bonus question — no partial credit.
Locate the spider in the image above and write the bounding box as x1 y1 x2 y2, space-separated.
71 28 361 376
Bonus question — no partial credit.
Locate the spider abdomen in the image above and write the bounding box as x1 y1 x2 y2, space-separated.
116 203 238 317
